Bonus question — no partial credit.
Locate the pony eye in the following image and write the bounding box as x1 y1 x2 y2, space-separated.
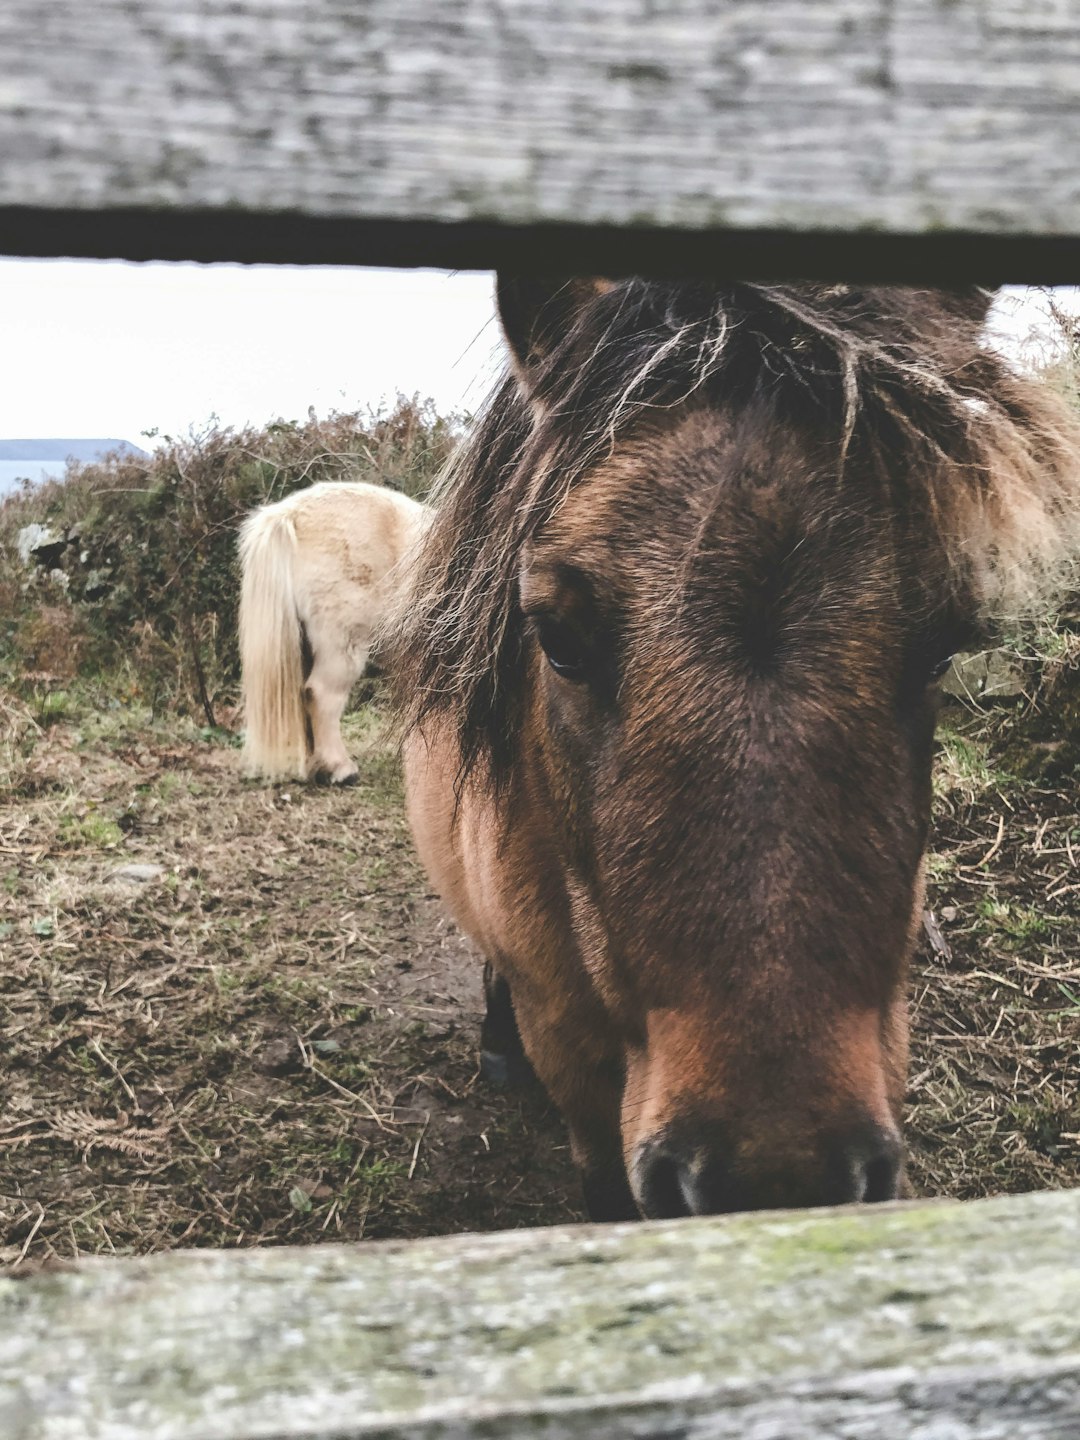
930 655 954 682
534 616 588 682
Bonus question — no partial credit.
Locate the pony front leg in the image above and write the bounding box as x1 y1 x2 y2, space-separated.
497 972 638 1222
563 1084 639 1223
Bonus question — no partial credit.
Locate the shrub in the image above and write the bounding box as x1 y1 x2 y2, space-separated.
1041 297 1080 412
0 396 463 721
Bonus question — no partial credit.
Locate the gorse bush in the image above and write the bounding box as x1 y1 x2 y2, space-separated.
0 396 463 721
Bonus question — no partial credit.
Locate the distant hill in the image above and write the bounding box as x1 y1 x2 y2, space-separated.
0 439 149 496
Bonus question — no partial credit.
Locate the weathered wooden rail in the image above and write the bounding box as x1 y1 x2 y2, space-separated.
2 1189 1079 1438
1 0 1080 275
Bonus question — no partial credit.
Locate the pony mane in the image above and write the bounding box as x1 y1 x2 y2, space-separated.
391 282 1080 789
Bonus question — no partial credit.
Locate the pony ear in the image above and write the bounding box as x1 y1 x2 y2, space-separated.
944 285 999 326
496 275 613 394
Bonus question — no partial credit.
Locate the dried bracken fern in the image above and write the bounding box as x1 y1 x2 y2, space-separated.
0 691 40 744
46 1109 170 1161
0 691 44 802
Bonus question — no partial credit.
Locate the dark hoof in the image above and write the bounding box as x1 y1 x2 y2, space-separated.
480 1048 537 1091
332 771 359 787
583 1168 640 1223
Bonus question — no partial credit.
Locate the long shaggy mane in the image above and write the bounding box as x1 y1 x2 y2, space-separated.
391 281 1080 789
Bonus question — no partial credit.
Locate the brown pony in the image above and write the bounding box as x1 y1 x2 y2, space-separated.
394 279 1080 1221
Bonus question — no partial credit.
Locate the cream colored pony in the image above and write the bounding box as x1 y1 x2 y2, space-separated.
238 480 430 784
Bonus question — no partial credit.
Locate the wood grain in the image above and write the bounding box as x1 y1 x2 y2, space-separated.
2 1188 1079 1438
1 1 1080 272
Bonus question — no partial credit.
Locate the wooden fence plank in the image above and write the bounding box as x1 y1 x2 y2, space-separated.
2 1188 1079 1438
1 1 1080 273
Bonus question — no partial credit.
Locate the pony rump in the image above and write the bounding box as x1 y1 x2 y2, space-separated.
238 505 307 780
392 281 1080 792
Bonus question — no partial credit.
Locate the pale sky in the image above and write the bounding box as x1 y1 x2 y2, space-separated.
0 260 503 445
0 257 1075 448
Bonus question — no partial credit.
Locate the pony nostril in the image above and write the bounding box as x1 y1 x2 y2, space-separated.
862 1149 902 1203
850 1129 903 1203
634 1144 693 1220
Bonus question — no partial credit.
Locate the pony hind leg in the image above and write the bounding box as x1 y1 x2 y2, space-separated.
479 960 537 1090
302 637 365 785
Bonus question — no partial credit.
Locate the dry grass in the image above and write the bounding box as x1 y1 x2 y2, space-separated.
1 673 1078 1268
912 726 1080 1196
0 684 576 1267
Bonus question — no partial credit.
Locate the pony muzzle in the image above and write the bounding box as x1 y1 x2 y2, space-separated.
630 1114 904 1219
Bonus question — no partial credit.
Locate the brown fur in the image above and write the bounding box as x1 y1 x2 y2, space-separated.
394 280 1080 1219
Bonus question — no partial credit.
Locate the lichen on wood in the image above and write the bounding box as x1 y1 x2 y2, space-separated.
1 1188 1079 1438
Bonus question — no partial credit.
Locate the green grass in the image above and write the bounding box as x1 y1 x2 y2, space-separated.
36 689 73 724
976 898 1051 942
924 849 956 885
934 722 996 803
56 811 125 850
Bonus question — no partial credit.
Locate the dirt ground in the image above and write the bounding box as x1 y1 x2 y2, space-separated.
1 680 1078 1265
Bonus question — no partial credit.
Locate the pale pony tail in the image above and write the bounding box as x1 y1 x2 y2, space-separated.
238 504 308 780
